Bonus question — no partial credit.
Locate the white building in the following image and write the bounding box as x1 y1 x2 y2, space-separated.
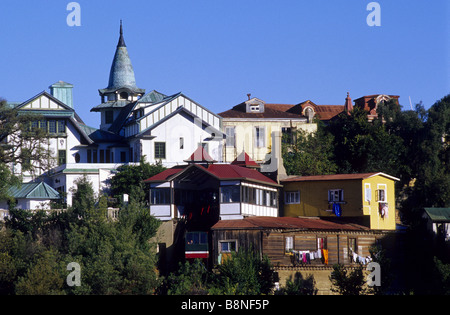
1 22 224 211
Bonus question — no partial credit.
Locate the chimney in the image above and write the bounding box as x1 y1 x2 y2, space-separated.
345 92 353 115
50 81 74 108
247 93 251 100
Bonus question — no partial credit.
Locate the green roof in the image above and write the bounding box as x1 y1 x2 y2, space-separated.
8 182 60 200
424 208 450 222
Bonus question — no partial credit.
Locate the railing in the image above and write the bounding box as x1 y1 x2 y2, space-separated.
0 208 121 221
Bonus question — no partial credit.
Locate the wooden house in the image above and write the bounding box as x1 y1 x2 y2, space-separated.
281 173 399 230
210 216 382 267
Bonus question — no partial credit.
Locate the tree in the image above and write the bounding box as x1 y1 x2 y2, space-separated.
282 123 337 176
275 272 317 295
163 259 211 295
0 98 55 205
110 158 166 204
329 263 370 295
213 249 275 295
326 105 404 175
0 98 54 177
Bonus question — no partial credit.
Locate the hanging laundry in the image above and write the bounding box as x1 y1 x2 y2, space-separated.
379 202 389 219
322 249 329 265
352 252 358 263
333 203 342 217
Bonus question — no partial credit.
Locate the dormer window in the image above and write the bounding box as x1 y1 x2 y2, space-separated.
120 91 129 100
250 105 260 112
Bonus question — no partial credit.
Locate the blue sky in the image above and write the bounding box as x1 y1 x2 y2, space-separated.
1 0 448 128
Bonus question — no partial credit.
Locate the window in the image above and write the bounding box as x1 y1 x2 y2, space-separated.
105 111 114 124
179 137 184 150
49 120 57 133
186 232 208 245
219 240 237 253
39 120 47 131
364 184 372 202
285 236 294 253
285 191 300 204
317 237 327 250
348 238 357 259
31 121 39 131
282 127 294 144
106 149 111 163
241 186 277 208
328 189 344 203
93 150 98 163
155 142 166 159
250 105 260 112
221 186 240 203
376 188 386 202
119 92 128 100
225 127 236 147
120 151 126 163
254 127 265 148
58 150 66 166
150 188 171 205
57 120 65 134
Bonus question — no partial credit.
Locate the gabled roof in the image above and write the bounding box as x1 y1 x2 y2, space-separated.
281 172 400 182
184 146 216 163
144 153 279 187
231 151 260 168
219 102 305 120
424 208 450 222
135 105 223 140
8 182 60 200
211 216 369 231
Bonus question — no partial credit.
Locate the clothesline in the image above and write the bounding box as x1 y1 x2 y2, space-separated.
290 249 329 265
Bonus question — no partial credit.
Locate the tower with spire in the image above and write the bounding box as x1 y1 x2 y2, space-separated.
93 21 145 131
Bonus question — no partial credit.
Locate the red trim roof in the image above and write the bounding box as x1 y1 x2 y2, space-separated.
144 163 279 186
231 152 260 168
184 146 216 163
211 216 369 231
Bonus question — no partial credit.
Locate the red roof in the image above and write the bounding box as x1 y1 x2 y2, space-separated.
144 163 279 186
212 216 369 231
184 146 216 163
218 100 345 121
231 152 260 168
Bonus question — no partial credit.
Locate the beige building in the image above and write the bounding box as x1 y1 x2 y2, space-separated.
218 96 317 165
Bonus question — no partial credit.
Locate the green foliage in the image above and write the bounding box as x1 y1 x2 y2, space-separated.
0 179 162 295
283 123 337 176
329 264 370 295
110 158 166 204
275 272 317 295
214 249 275 295
164 259 211 295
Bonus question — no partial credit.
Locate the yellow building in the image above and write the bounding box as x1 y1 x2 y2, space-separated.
218 97 317 164
281 172 399 230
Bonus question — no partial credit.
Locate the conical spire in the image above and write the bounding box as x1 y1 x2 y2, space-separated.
105 21 140 92
117 20 126 47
